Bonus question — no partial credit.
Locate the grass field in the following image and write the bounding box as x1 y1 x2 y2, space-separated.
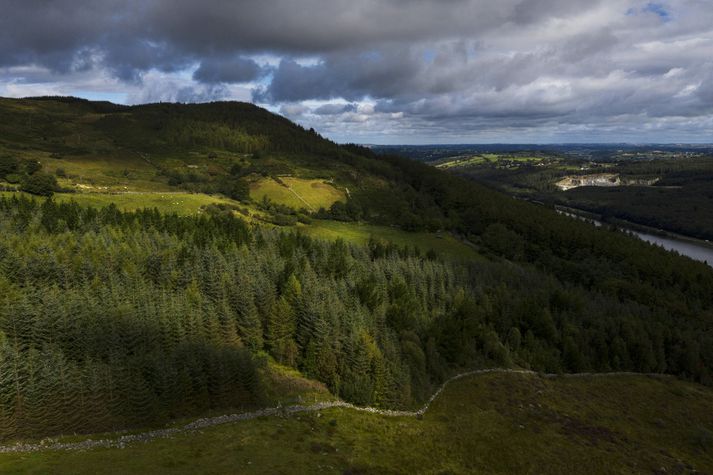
0 191 241 216
436 155 488 169
0 147 172 193
299 219 482 261
50 154 170 192
250 177 345 211
2 372 711 474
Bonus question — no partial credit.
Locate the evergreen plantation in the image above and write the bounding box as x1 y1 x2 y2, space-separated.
1 194 712 441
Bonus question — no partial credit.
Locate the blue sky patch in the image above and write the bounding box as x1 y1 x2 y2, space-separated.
626 3 671 21
644 3 671 20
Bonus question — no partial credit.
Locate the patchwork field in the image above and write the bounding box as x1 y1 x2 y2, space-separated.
437 154 550 169
1 372 711 474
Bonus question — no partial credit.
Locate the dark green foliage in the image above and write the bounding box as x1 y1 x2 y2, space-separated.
482 223 524 260
218 177 250 201
0 197 261 440
0 198 467 436
2 195 713 443
266 297 298 366
561 180 713 241
0 155 18 178
3 173 21 184
458 155 713 242
23 160 42 175
20 172 57 197
229 163 243 176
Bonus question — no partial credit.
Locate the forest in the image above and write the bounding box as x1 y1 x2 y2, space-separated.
559 158 713 241
1 194 712 441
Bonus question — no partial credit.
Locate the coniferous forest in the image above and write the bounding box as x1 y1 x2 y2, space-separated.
1 193 712 441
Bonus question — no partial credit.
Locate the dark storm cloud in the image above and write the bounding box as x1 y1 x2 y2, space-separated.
193 57 265 84
0 0 608 74
313 103 357 115
253 50 423 103
1 0 713 142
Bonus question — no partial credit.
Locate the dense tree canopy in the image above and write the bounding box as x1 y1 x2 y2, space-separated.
1 195 712 442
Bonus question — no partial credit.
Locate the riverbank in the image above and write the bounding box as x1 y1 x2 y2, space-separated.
554 204 713 266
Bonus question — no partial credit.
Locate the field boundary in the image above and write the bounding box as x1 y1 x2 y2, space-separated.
0 369 673 454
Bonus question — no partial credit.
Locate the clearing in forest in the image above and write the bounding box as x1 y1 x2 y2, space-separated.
250 177 345 211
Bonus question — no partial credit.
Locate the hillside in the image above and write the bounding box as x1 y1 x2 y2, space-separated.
0 97 478 253
1 97 713 471
0 96 367 197
1 371 712 474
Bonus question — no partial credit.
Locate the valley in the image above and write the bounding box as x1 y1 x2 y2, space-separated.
1 98 713 474
387 144 713 242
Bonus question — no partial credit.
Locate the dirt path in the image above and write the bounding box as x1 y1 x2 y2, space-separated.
285 185 315 212
0 369 671 454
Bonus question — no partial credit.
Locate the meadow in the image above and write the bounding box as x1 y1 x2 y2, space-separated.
249 177 346 211
299 219 482 261
0 191 240 216
1 372 711 474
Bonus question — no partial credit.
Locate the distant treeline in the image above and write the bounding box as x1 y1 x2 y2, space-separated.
1 195 712 441
560 159 713 241
451 155 713 241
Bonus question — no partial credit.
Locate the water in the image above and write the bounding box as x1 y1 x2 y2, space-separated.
557 209 713 267
630 230 713 267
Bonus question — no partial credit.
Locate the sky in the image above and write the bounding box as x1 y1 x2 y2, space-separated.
1 0 712 144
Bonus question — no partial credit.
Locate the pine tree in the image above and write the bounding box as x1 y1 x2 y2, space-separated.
267 297 298 366
232 277 263 351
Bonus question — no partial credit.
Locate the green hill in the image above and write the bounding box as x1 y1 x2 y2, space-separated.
0 96 366 193
1 97 713 472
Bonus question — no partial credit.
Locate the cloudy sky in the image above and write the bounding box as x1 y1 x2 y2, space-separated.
1 0 712 143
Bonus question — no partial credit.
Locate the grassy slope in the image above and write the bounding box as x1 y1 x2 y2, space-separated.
0 191 240 216
300 219 482 261
250 177 345 211
0 97 357 193
2 373 711 474
1 97 475 259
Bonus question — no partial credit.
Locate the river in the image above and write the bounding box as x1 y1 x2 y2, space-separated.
556 208 713 267
630 230 713 267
